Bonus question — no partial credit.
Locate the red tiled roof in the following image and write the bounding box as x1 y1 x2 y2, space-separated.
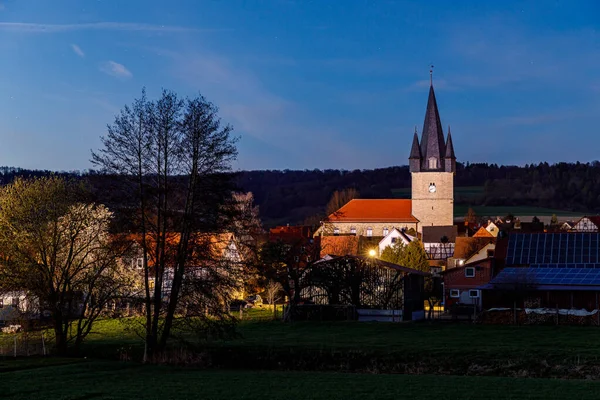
269 225 312 241
453 237 496 260
473 227 494 238
320 235 360 257
326 199 417 223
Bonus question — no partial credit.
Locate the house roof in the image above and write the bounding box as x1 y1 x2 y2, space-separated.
320 235 360 257
269 225 313 241
441 257 493 275
480 267 600 290
326 199 417 223
122 232 237 265
379 228 416 247
422 225 457 243
505 232 600 266
453 237 496 260
473 227 494 238
577 216 600 227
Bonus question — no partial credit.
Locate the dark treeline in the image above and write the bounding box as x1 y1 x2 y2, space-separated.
0 161 599 227
238 161 600 226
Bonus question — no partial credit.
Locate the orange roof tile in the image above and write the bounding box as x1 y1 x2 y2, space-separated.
320 235 360 257
473 227 494 237
453 237 495 259
326 199 417 223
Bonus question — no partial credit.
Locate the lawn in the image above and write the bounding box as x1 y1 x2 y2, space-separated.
3 359 600 400
52 318 600 379
7 318 600 379
81 318 600 360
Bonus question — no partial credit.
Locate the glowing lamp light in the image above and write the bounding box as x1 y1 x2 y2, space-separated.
458 259 465 266
368 249 377 257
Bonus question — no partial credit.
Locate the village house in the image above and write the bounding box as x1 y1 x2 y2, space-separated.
442 257 494 311
481 232 600 313
571 216 600 232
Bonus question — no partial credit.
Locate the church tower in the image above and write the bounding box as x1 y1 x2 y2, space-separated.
410 82 455 232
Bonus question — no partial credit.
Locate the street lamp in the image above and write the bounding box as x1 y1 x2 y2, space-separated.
368 249 377 258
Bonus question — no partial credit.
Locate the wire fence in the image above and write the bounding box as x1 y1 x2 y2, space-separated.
0 330 49 357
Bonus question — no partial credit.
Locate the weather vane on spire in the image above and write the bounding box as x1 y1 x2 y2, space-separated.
430 64 434 86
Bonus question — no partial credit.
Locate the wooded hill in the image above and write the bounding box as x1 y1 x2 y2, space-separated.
0 162 598 228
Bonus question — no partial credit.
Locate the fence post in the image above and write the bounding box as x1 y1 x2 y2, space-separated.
239 304 243 320
13 335 17 358
41 332 46 356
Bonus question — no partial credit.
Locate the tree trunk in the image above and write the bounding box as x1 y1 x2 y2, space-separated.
53 318 68 356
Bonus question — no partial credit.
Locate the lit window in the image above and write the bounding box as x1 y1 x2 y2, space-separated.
450 289 460 298
465 267 475 278
469 290 480 298
333 228 340 235
136 258 144 269
366 227 373 237
0 299 3 308
350 227 356 235
383 227 389 236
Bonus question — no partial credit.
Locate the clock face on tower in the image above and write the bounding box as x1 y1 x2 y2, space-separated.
429 183 436 193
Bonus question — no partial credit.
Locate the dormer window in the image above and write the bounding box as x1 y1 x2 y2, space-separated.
333 228 340 236
428 157 437 169
366 227 373 237
383 227 389 236
350 227 356 235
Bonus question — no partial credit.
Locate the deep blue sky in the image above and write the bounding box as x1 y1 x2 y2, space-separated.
0 1 599 171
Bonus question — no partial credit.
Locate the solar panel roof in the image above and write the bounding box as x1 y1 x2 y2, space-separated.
505 233 600 266
487 267 600 287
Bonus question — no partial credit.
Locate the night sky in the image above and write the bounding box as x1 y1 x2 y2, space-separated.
0 0 599 171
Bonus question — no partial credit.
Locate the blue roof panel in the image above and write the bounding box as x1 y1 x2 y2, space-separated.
487 267 600 287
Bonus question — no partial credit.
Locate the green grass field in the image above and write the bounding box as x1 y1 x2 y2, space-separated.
3 358 600 400
52 318 600 380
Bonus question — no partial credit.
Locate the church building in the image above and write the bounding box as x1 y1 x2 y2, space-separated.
321 81 456 239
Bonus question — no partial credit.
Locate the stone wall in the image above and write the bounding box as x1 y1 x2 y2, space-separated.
322 221 418 237
411 171 454 231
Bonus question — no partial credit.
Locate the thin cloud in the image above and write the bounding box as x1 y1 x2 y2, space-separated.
100 61 132 79
0 22 215 33
71 44 85 58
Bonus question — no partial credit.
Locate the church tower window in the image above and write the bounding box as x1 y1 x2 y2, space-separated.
428 157 437 169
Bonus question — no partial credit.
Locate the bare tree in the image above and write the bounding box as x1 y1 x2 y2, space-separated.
0 177 130 355
326 188 359 216
91 89 238 359
265 280 283 306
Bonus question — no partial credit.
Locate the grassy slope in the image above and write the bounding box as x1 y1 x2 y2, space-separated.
3 359 600 400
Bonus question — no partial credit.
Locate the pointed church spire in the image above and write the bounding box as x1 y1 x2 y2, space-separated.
445 126 456 159
409 126 421 173
409 126 421 159
420 82 446 170
444 126 456 173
